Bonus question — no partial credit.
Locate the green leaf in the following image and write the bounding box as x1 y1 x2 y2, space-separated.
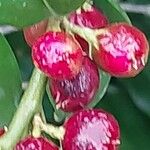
88 70 110 107
94 0 131 23
0 0 85 27
118 59 150 118
97 80 150 150
46 0 86 14
0 0 49 27
0 34 22 127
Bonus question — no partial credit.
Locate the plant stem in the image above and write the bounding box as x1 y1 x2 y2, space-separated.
0 68 47 150
33 114 65 140
63 17 106 50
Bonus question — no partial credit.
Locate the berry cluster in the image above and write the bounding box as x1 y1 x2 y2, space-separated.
20 2 149 150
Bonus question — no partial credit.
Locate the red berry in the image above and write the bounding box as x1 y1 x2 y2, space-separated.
0 128 4 136
69 6 108 29
93 23 149 77
62 109 120 150
69 5 108 52
23 19 48 47
32 31 84 80
49 56 99 112
15 136 58 150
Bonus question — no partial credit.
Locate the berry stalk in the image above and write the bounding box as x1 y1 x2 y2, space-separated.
0 68 47 150
33 114 65 140
63 17 106 50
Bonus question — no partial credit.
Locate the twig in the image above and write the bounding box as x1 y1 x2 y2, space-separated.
0 68 47 150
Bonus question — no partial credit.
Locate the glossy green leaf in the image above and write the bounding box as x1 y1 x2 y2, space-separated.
0 34 22 127
94 0 131 23
0 0 49 27
88 70 110 107
47 0 86 14
97 80 150 150
0 0 86 27
118 59 150 118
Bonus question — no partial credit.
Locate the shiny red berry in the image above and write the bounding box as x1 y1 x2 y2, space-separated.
32 31 84 80
62 109 120 150
69 5 108 52
49 56 99 112
23 19 48 47
15 136 58 150
93 23 149 77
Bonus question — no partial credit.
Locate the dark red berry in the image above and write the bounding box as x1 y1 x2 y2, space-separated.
93 23 149 77
0 128 4 136
15 136 58 150
32 31 84 80
23 19 48 47
62 109 120 150
69 5 108 52
49 57 99 112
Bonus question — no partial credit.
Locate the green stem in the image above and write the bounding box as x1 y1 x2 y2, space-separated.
63 17 107 50
0 68 47 150
21 123 30 140
33 114 65 140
